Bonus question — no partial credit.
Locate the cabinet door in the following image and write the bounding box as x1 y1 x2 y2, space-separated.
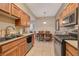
26 15 30 27
66 50 72 56
15 12 27 26
11 3 20 18
0 3 11 13
70 4 78 12
18 41 27 56
20 11 27 26
66 43 78 56
2 46 18 56
15 8 30 27
68 3 78 14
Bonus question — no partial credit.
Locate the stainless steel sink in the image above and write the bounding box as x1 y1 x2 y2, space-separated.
0 37 6 42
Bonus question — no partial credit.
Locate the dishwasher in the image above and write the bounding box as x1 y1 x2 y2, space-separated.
54 38 62 56
26 35 33 52
54 36 66 56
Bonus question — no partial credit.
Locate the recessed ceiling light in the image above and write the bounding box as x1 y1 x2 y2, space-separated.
62 21 65 24
43 22 47 24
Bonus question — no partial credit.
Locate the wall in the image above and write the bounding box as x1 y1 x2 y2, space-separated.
34 17 55 34
0 14 15 30
0 14 15 36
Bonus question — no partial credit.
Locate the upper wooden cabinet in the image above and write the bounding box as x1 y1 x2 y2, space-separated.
11 3 20 18
18 41 27 56
26 15 30 27
0 3 11 14
0 3 20 19
61 3 78 19
20 11 27 26
0 3 30 27
58 3 78 26
2 46 18 56
15 10 30 27
0 37 28 56
69 3 78 13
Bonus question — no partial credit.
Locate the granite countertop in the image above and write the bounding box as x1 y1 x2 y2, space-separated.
54 35 70 40
22 33 33 36
65 40 78 49
54 35 77 40
0 33 33 45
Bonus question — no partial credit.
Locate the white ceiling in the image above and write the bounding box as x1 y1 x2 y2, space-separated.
26 3 62 17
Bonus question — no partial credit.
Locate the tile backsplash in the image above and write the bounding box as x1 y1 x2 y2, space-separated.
0 14 15 36
0 14 15 29
0 22 15 29
60 25 78 32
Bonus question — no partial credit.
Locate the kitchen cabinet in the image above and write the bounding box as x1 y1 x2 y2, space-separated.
20 11 30 27
63 3 78 18
65 42 78 56
0 3 11 14
58 3 78 26
0 37 28 56
26 15 30 27
2 46 18 56
18 38 27 56
15 11 26 26
1 40 18 52
18 41 27 56
66 50 72 56
15 10 30 27
70 3 78 13
11 3 20 18
20 11 27 26
0 3 30 27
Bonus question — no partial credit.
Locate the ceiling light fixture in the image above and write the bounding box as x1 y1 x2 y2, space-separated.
42 11 47 24
43 21 47 24
62 21 65 24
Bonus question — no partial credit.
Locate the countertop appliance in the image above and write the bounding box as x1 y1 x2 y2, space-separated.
63 8 78 26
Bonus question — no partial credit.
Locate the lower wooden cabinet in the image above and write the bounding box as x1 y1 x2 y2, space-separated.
2 46 18 56
65 42 78 56
66 50 72 56
18 41 27 56
0 37 28 56
0 34 34 56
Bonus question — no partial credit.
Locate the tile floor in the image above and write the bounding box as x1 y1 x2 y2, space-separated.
26 39 54 56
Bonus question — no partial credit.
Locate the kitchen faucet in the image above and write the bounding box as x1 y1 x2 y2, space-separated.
5 26 15 36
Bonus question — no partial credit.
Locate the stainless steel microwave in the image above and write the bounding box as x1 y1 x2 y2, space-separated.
63 8 78 26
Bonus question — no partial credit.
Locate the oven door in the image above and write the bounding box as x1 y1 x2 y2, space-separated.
54 38 62 56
